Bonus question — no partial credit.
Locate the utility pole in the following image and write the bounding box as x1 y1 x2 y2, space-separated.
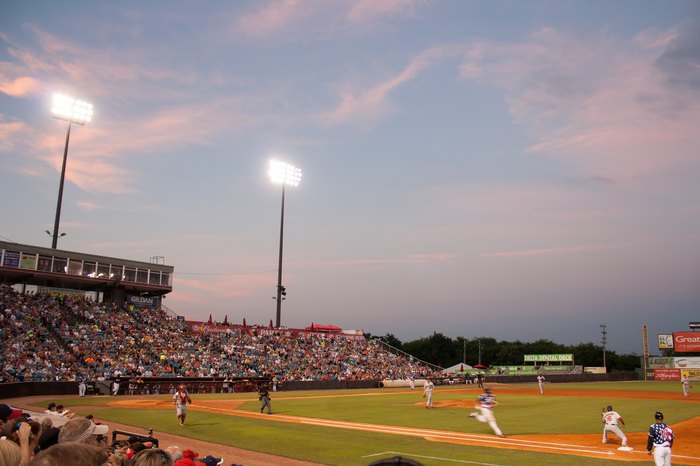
600 323 608 372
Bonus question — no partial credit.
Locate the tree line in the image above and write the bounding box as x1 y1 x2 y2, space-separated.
365 332 642 372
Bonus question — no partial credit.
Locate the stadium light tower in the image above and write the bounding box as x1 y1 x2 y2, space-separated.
269 160 302 328
49 93 93 249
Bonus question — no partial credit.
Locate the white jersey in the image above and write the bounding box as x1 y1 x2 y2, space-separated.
603 410 622 426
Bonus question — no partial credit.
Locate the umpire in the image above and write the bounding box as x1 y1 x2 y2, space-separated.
259 383 272 414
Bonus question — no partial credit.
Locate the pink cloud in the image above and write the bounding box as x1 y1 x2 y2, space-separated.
323 44 463 125
459 26 700 181
346 0 422 23
0 118 25 150
235 0 311 39
0 75 42 97
481 243 621 258
174 273 273 299
295 252 455 267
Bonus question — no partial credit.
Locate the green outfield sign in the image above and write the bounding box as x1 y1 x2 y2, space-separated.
524 354 574 362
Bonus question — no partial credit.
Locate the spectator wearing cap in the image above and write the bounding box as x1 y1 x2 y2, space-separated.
57 418 109 447
173 449 198 466
200 455 224 466
28 442 109 466
0 403 23 425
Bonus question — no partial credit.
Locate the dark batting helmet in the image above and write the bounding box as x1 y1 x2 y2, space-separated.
607 405 613 412
654 411 664 420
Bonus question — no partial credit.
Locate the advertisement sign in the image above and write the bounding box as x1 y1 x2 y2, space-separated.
674 357 700 369
647 357 674 368
126 294 158 309
2 251 20 268
673 332 700 353
681 369 700 379
20 253 37 270
524 354 573 362
654 368 681 381
658 334 674 349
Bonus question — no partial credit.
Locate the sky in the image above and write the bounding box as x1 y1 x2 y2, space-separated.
1 1 699 356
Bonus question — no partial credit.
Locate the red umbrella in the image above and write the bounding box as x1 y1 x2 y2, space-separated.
473 364 486 369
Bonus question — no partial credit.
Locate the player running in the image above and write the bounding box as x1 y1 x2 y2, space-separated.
468 387 505 437
173 384 192 426
602 405 627 447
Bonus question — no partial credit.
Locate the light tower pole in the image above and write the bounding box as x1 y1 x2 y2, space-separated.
269 160 302 328
50 93 93 248
600 323 608 371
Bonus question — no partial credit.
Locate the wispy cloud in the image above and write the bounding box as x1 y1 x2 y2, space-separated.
295 252 455 268
481 243 622 258
459 25 700 181
322 44 464 125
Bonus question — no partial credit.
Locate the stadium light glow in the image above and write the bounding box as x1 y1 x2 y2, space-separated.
269 160 302 328
49 93 93 249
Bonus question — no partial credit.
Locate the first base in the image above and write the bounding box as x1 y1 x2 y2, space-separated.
618 446 633 452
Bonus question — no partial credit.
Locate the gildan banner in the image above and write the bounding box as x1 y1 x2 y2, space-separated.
673 332 700 353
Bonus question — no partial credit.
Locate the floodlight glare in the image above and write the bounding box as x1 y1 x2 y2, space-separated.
269 160 302 186
269 159 302 328
52 93 93 125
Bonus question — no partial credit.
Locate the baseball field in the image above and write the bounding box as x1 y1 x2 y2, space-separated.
23 380 700 465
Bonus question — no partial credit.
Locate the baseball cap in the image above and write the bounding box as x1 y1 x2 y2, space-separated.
655 411 664 420
200 455 224 466
0 403 23 421
58 418 109 443
182 449 198 459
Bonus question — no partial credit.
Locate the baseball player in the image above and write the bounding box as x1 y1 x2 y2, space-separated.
681 375 692 398
468 387 505 437
647 411 673 466
173 384 192 426
423 379 434 408
601 405 627 447
258 383 272 414
537 374 545 395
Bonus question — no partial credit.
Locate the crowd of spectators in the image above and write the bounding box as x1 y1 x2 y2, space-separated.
0 403 227 465
1 286 436 386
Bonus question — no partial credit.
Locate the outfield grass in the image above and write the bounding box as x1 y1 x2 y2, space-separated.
41 381 698 466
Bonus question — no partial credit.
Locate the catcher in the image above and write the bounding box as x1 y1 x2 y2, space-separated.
601 405 628 448
173 384 192 426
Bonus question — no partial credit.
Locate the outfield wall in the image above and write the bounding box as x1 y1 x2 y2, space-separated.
0 373 638 399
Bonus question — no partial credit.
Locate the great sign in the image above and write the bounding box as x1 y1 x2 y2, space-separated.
673 332 700 353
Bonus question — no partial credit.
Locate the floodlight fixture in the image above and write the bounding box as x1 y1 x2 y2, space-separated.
269 160 302 186
690 322 700 330
269 159 302 328
52 93 93 125
49 92 93 248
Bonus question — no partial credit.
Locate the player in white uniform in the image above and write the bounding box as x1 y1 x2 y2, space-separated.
423 379 434 408
681 375 691 397
602 405 627 447
537 374 545 395
469 387 505 437
173 384 192 426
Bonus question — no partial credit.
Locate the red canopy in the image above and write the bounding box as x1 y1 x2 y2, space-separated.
305 323 342 332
